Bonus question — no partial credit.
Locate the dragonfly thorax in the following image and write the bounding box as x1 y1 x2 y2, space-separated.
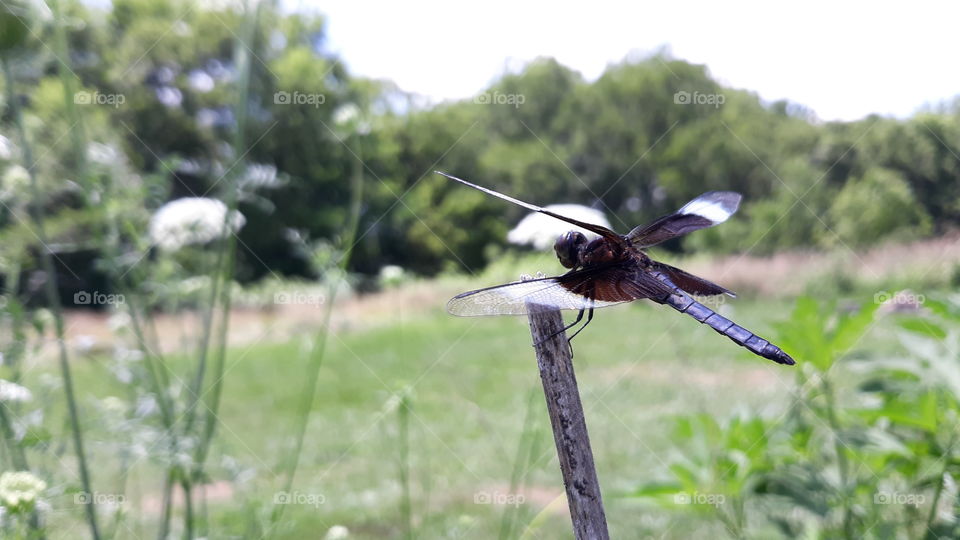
580 237 620 266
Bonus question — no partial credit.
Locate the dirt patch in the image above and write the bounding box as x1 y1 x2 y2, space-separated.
684 232 960 297
139 480 235 515
48 281 460 360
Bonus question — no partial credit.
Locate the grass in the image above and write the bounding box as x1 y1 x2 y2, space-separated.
26 287 880 539
17 233 945 538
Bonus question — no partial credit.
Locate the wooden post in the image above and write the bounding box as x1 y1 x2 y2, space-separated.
526 303 610 540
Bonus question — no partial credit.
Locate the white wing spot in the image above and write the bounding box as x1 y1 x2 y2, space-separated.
679 197 735 224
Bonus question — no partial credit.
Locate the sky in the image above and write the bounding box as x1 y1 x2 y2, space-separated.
286 0 960 122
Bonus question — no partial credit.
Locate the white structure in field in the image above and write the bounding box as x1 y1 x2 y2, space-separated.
507 204 611 250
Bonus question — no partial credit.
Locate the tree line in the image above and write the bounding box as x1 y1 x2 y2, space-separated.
1 0 957 290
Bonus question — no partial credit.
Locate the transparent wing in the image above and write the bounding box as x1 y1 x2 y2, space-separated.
627 191 741 248
447 277 623 316
447 267 673 316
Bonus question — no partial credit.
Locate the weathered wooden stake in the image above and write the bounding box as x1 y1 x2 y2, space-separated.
526 303 610 540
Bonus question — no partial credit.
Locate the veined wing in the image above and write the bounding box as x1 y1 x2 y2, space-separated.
446 277 623 316
627 191 741 248
447 265 674 316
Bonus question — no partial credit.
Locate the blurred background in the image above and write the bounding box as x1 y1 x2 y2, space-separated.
0 0 958 538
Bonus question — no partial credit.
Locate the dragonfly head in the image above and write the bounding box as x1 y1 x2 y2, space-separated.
554 230 587 269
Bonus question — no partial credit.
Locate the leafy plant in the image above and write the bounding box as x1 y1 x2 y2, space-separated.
630 296 960 539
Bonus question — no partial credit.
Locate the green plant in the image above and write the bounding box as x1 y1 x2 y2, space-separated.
2 3 97 536
629 296 960 539
627 413 775 538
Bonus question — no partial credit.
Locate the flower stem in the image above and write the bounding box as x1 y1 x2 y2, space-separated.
190 0 258 481
398 393 412 540
2 55 100 540
822 377 853 539
924 421 957 537
269 115 366 532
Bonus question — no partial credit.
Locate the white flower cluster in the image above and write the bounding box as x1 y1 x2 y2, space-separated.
507 204 611 250
240 163 281 190
0 134 15 160
325 525 349 539
149 197 246 251
379 265 405 286
0 165 29 202
0 379 32 403
0 471 46 512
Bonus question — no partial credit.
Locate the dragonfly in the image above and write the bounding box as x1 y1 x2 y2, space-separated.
437 171 794 366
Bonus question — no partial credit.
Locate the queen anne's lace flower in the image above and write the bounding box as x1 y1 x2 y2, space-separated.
507 204 611 250
149 197 245 251
0 379 32 403
379 265 405 286
1 165 29 201
0 471 46 513
325 525 349 539
0 134 15 160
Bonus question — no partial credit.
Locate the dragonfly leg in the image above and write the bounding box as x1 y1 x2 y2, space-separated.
567 308 594 342
534 308 584 347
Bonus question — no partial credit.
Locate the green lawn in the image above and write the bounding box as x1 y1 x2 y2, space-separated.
27 291 905 539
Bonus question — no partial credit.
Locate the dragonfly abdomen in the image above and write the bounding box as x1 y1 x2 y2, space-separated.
663 292 795 365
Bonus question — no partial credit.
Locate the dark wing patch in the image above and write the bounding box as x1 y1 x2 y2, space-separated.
651 262 735 297
560 264 675 303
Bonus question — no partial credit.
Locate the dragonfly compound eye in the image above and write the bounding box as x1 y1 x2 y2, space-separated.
554 231 587 268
